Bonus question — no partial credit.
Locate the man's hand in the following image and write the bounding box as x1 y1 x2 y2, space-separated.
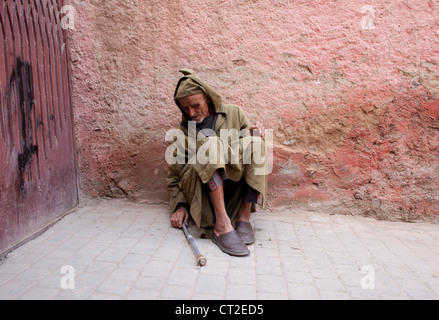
250 121 266 141
170 205 189 229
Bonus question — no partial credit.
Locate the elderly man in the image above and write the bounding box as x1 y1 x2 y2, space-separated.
167 69 268 257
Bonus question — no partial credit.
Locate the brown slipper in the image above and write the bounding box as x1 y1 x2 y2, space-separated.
236 221 255 245
212 230 250 257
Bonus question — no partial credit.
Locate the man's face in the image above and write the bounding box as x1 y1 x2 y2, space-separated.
179 93 212 124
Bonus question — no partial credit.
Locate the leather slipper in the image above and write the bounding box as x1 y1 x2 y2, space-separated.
212 230 250 257
236 221 255 245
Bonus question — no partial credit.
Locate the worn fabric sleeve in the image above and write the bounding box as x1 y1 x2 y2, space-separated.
238 105 252 130
167 162 187 213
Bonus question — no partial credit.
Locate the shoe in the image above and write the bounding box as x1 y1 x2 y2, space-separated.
212 230 250 257
236 221 255 245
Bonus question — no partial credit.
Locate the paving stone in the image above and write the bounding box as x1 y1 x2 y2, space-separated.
19 287 60 300
119 253 150 270
228 267 256 285
125 289 158 300
98 279 132 296
257 292 289 300
319 290 351 300
141 260 173 278
287 282 320 300
96 248 128 263
167 267 199 287
195 274 226 296
159 284 193 300
225 284 257 300
89 293 123 300
257 274 287 294
109 269 139 282
77 242 110 256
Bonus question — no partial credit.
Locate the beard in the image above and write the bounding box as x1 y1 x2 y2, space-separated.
192 114 205 124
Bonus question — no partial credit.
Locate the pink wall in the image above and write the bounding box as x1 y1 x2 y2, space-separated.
67 0 439 221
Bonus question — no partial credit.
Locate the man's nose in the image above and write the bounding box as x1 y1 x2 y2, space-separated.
188 109 196 118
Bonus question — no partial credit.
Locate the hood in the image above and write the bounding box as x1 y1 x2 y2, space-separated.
174 69 223 126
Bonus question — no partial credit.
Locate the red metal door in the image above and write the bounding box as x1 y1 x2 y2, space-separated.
0 0 78 255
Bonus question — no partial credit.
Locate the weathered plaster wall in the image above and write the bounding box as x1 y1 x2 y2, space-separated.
67 0 439 221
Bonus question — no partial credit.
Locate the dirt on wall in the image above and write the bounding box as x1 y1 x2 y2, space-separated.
67 0 439 222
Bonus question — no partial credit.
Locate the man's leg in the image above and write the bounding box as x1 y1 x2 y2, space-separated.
235 185 259 245
211 174 257 245
208 171 249 256
237 201 252 223
209 181 234 237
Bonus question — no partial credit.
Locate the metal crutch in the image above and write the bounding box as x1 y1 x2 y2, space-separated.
182 223 207 267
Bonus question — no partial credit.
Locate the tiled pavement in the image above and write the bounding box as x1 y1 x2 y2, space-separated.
0 198 438 300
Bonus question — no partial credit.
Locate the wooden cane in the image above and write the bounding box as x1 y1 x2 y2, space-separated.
182 223 207 267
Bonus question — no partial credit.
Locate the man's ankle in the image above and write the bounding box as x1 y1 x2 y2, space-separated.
214 219 234 237
237 201 252 222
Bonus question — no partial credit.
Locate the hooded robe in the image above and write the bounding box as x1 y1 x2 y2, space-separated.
167 69 268 238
